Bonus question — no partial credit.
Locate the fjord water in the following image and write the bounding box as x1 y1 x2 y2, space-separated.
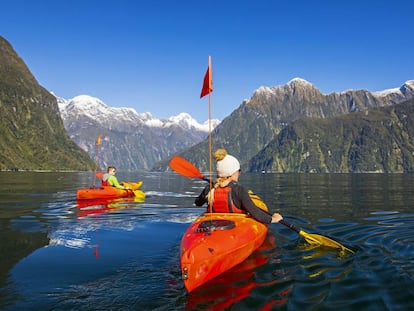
0 171 413 310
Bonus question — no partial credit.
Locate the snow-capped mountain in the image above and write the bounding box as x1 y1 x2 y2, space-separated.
57 95 220 133
372 80 414 99
254 78 414 99
57 95 220 170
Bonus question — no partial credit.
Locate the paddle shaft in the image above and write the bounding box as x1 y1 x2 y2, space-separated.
279 219 300 233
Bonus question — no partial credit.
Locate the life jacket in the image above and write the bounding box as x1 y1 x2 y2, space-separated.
102 173 110 187
207 185 244 214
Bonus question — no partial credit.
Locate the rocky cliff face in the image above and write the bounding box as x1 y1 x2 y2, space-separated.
0 36 95 170
249 98 414 173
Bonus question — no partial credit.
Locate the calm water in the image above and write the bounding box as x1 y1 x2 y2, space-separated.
0 171 413 310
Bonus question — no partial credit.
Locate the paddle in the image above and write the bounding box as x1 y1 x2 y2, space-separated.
278 219 354 253
169 155 354 254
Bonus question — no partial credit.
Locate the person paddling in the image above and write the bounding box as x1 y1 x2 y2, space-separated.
102 166 130 190
195 149 283 224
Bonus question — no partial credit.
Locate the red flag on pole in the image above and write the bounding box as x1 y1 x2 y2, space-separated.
200 56 213 98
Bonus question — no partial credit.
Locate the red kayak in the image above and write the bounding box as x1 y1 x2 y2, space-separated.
76 181 144 200
180 191 269 292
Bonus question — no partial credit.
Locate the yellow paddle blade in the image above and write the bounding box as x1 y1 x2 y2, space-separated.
121 181 143 191
299 230 354 254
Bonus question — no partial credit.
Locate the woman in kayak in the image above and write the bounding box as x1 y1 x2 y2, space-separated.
195 149 283 224
102 166 130 190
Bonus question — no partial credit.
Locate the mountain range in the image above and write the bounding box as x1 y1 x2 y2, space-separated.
57 95 220 170
2 34 414 173
156 78 414 173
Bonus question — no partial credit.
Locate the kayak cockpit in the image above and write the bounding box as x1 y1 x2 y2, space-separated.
195 219 235 234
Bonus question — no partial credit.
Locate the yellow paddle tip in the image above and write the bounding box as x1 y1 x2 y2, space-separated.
299 230 355 254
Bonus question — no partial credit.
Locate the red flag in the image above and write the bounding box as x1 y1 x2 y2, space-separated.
200 57 213 98
96 135 101 146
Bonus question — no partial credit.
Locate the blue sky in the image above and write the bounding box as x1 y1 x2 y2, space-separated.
1 0 413 122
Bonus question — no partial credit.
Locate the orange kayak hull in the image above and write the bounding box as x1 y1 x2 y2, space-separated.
180 212 268 292
76 181 143 200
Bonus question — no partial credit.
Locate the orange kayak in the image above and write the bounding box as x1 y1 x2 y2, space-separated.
76 181 144 200
181 191 269 292
180 212 268 292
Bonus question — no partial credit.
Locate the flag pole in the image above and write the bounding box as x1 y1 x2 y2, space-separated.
200 55 213 196
207 55 213 191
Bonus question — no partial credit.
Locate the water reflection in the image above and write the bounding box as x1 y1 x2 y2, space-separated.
76 196 145 217
185 234 293 310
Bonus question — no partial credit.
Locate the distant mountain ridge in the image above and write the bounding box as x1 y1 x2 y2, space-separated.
58 95 219 133
58 95 220 170
156 78 414 173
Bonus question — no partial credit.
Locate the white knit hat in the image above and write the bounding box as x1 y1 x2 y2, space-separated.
216 154 240 177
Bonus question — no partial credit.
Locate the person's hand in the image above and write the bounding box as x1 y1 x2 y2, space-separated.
271 213 283 223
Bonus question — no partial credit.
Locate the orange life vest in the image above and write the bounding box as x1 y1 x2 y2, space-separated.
207 186 244 214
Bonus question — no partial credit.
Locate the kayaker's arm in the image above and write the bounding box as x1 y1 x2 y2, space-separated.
233 184 273 224
194 185 210 206
108 175 127 190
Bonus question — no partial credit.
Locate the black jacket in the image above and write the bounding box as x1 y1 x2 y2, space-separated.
195 181 272 224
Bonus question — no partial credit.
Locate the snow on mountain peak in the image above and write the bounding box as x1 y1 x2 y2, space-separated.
168 112 195 125
56 94 219 132
253 78 316 100
372 80 414 97
287 77 314 87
